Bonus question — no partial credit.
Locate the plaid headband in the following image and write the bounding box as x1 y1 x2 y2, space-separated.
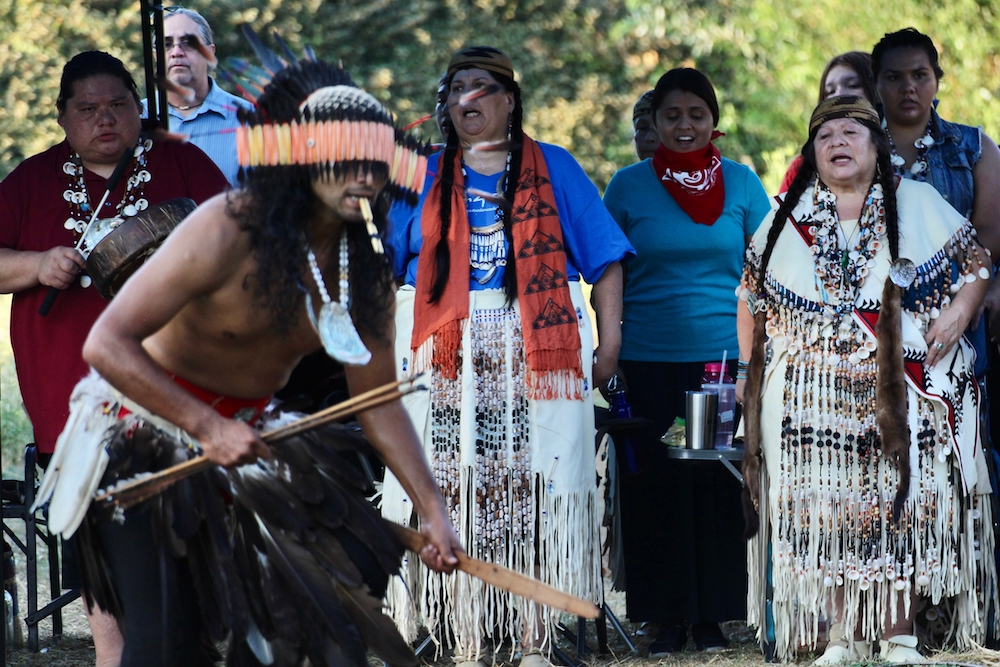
809 95 880 137
633 90 655 120
447 46 515 82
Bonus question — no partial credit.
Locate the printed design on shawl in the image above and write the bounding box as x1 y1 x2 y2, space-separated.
514 168 550 193
517 230 564 258
511 193 558 224
532 298 574 330
524 264 568 295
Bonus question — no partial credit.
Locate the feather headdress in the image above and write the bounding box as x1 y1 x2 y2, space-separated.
227 26 429 204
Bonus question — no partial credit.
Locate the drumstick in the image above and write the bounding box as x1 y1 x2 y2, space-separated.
39 147 134 316
389 523 601 619
94 377 425 508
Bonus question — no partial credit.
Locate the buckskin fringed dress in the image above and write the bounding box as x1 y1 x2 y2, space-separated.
741 178 997 660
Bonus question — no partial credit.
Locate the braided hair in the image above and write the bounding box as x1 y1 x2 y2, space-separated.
742 96 909 537
429 58 524 306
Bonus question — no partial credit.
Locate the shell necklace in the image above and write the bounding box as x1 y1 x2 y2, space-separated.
885 117 934 182
810 178 886 314
304 233 372 366
62 138 152 237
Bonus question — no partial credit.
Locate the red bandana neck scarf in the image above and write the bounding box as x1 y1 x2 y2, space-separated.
411 136 584 400
651 135 726 225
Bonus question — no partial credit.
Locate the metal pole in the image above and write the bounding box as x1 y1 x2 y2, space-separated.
139 0 158 129
152 3 169 130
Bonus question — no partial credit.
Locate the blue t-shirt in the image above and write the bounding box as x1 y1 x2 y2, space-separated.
389 143 634 288
603 157 771 362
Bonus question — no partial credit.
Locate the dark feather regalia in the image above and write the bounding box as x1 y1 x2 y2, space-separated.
78 416 417 667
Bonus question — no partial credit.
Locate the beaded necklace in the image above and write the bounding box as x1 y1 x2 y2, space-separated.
61 138 152 239
810 179 886 315
463 146 512 284
304 233 372 366
885 117 934 182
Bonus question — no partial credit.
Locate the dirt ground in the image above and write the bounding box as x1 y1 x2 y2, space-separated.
0 571 760 667
5 547 1000 667
4 493 1000 667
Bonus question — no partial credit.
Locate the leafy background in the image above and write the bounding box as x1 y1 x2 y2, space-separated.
2 0 998 190
2 0 999 468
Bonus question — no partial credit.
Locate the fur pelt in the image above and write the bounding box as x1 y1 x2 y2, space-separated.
875 278 910 519
741 309 768 539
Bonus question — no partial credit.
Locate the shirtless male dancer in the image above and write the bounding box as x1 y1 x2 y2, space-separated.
41 56 460 666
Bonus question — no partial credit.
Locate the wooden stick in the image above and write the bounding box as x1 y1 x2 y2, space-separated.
94 377 424 507
262 375 415 442
388 523 600 619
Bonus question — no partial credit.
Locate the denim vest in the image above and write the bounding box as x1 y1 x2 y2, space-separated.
916 110 982 219
906 110 986 375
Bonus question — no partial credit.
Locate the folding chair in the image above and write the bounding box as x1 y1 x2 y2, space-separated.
1 444 81 651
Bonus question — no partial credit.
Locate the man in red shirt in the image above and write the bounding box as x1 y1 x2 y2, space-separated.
0 50 227 666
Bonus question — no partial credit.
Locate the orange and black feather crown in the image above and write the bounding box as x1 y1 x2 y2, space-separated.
224 26 430 204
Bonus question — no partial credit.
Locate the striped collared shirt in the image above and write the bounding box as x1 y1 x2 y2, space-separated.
165 79 253 187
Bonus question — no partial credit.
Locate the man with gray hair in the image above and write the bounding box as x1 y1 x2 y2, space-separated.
162 7 252 186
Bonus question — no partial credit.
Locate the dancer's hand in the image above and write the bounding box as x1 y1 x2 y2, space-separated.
197 415 271 467
418 505 463 574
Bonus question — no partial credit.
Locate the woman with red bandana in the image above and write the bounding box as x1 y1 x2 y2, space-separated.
603 68 771 655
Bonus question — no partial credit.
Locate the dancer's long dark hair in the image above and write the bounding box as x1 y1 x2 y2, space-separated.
428 70 524 306
742 111 910 538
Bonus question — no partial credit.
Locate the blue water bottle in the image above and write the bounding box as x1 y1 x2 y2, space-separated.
607 374 639 473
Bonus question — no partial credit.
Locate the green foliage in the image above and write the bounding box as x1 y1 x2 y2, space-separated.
2 0 999 192
1 295 32 479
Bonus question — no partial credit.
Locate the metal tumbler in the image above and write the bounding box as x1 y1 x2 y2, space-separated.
685 391 718 450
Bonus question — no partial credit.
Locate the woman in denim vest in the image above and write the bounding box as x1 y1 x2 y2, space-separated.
872 28 1000 377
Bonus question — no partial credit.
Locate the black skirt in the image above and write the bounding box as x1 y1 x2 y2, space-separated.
615 359 747 623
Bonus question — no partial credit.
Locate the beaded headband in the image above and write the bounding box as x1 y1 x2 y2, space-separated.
226 27 429 203
809 95 880 137
235 86 428 199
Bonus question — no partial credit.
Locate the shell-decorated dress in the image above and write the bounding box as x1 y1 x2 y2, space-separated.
740 178 997 659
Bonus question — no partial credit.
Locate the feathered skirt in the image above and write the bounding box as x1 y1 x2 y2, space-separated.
39 371 416 667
